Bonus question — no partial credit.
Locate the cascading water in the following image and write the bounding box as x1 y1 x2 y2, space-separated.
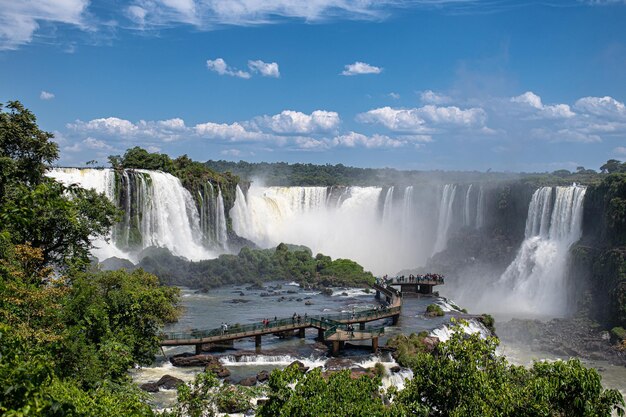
216 187 228 250
475 185 484 229
463 184 473 227
47 168 222 262
478 185 586 317
382 186 394 225
432 184 457 255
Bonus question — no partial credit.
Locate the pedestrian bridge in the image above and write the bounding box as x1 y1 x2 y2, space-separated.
161 282 403 354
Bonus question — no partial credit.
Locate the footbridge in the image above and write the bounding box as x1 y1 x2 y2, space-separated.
161 282 402 355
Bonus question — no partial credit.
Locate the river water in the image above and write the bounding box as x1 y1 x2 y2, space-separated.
132 282 626 411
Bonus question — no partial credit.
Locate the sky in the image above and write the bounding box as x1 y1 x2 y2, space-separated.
1 0 626 172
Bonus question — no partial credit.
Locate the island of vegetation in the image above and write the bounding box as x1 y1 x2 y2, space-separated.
1 101 625 416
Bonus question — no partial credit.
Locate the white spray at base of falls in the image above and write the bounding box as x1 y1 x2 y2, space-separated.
216 187 228 250
382 186 394 225
470 185 587 317
47 168 220 262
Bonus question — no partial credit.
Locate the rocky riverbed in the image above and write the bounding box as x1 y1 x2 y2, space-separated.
497 317 626 366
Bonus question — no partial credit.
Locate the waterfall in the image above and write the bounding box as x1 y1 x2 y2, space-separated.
493 185 586 316
47 168 218 262
216 187 228 250
463 184 473 227
382 186 394 224
475 186 484 229
401 186 414 241
432 184 457 255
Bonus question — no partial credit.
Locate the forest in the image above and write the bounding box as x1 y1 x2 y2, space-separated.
1 101 625 416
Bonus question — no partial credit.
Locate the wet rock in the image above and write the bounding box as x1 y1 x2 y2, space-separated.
246 283 264 291
305 301 313 305
228 298 250 304
288 360 309 373
171 353 218 367
390 366 401 373
157 374 184 390
320 288 333 296
140 382 159 392
205 362 231 378
341 292 348 296
238 376 257 386
325 357 354 370
256 370 270 382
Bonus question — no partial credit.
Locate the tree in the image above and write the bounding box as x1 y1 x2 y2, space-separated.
601 159 625 174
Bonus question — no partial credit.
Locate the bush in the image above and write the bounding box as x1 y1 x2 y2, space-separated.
426 304 445 317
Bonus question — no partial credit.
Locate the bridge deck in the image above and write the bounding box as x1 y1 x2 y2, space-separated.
161 283 402 348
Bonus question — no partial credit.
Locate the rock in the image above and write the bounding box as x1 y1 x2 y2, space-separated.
341 292 348 296
288 360 309 373
325 357 354 370
601 331 611 341
171 353 218 367
305 301 313 305
420 336 440 353
390 366 401 373
140 382 159 392
256 370 270 382
320 288 333 296
157 374 184 390
238 376 257 386
296 298 303 302
206 362 231 378
229 298 250 304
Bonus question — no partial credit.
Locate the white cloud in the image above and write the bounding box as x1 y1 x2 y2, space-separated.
358 105 487 132
420 90 451 105
146 145 161 153
0 0 89 50
332 132 412 148
388 92 400 100
82 137 115 150
614 146 626 155
68 117 138 136
206 58 251 79
251 110 340 134
68 116 188 142
40 90 55 100
530 128 602 143
221 148 242 156
574 96 626 119
248 60 280 78
341 61 382 76
511 91 575 119
195 121 269 142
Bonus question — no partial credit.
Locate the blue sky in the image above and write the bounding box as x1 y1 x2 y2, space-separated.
1 0 626 172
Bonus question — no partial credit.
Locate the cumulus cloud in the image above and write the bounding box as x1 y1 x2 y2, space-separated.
511 91 575 119
331 132 429 149
221 148 242 156
420 90 451 105
574 96 626 119
614 146 626 155
248 60 280 78
388 92 400 99
40 91 55 100
206 58 251 79
358 105 487 132
68 116 188 141
341 61 382 76
250 110 340 134
82 137 115 150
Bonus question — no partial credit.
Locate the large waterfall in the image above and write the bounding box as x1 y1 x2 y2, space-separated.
231 183 483 274
48 168 227 262
466 185 586 317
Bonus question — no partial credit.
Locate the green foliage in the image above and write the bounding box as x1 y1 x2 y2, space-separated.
612 326 626 341
0 101 59 198
396 322 625 417
139 244 375 291
480 313 496 333
425 304 445 316
257 366 396 417
161 371 261 417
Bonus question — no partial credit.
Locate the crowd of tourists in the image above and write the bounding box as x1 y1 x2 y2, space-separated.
381 273 445 284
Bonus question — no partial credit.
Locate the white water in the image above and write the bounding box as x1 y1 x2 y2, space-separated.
476 185 484 228
430 318 492 342
48 168 218 262
432 184 457 255
382 186 394 225
467 185 587 317
463 184 473 227
216 187 228 250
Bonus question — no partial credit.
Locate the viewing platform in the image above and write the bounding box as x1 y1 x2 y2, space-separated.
161 282 402 355
383 274 444 295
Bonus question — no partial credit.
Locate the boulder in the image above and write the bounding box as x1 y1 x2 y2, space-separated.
171 353 218 367
420 336 440 353
157 374 184 390
205 362 231 378
256 370 270 382
238 376 257 386
288 360 309 373
140 382 159 393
